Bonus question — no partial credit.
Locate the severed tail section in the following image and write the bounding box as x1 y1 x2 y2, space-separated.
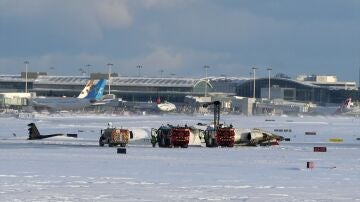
27 123 65 140
28 123 41 140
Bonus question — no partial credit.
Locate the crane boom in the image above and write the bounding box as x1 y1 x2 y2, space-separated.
203 101 221 128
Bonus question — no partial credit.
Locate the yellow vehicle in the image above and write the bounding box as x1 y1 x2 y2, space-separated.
99 123 133 147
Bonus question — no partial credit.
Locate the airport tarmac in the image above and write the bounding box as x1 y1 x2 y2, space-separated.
0 114 359 201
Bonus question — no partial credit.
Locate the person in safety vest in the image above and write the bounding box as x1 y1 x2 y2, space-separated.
151 133 157 147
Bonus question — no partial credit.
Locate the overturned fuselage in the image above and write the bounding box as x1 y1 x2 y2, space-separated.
234 128 284 146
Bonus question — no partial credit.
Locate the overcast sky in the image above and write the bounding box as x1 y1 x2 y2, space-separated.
0 0 359 81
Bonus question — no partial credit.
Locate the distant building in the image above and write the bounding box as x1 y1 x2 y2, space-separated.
21 71 47 79
255 99 312 115
0 93 33 108
207 77 248 95
231 97 256 115
296 75 356 90
90 72 118 80
0 74 212 103
0 72 358 107
236 77 330 103
261 86 296 101
236 76 358 104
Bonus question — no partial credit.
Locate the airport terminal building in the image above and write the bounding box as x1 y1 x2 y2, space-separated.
0 73 213 104
236 75 358 104
0 73 358 109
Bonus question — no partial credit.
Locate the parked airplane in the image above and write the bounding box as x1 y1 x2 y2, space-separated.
310 97 360 116
30 79 107 112
157 101 176 112
334 97 360 116
122 96 176 112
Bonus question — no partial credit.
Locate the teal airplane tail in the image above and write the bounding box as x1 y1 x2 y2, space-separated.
85 79 107 100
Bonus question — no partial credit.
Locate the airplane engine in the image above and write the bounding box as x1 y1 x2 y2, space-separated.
188 127 203 146
234 128 252 142
247 130 265 141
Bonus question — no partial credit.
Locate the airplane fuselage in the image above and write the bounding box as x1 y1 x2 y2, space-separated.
157 102 176 112
31 97 93 111
122 101 176 112
30 79 106 112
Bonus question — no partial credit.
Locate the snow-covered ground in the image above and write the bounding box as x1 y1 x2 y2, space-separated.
0 114 359 201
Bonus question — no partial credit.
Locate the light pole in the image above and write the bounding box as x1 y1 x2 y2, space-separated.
252 66 257 98
160 69 164 78
137 65 142 77
79 68 86 75
107 63 113 95
24 61 29 93
49 66 56 76
249 71 253 98
203 65 210 97
267 67 272 100
86 64 91 76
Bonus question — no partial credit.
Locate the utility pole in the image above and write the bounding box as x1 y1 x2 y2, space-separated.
252 66 257 98
137 65 142 77
24 61 29 93
203 65 210 97
267 67 272 100
86 64 91 76
49 66 55 75
358 66 360 90
107 63 113 95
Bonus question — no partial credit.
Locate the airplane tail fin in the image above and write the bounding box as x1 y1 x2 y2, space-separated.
77 80 95 98
28 123 41 140
85 79 107 100
156 96 161 104
334 97 353 114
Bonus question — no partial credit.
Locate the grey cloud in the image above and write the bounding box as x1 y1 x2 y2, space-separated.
0 0 359 81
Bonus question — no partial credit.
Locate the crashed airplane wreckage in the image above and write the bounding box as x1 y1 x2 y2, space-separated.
27 123 77 140
202 101 284 147
233 128 284 146
151 124 203 148
150 101 284 148
150 124 283 148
